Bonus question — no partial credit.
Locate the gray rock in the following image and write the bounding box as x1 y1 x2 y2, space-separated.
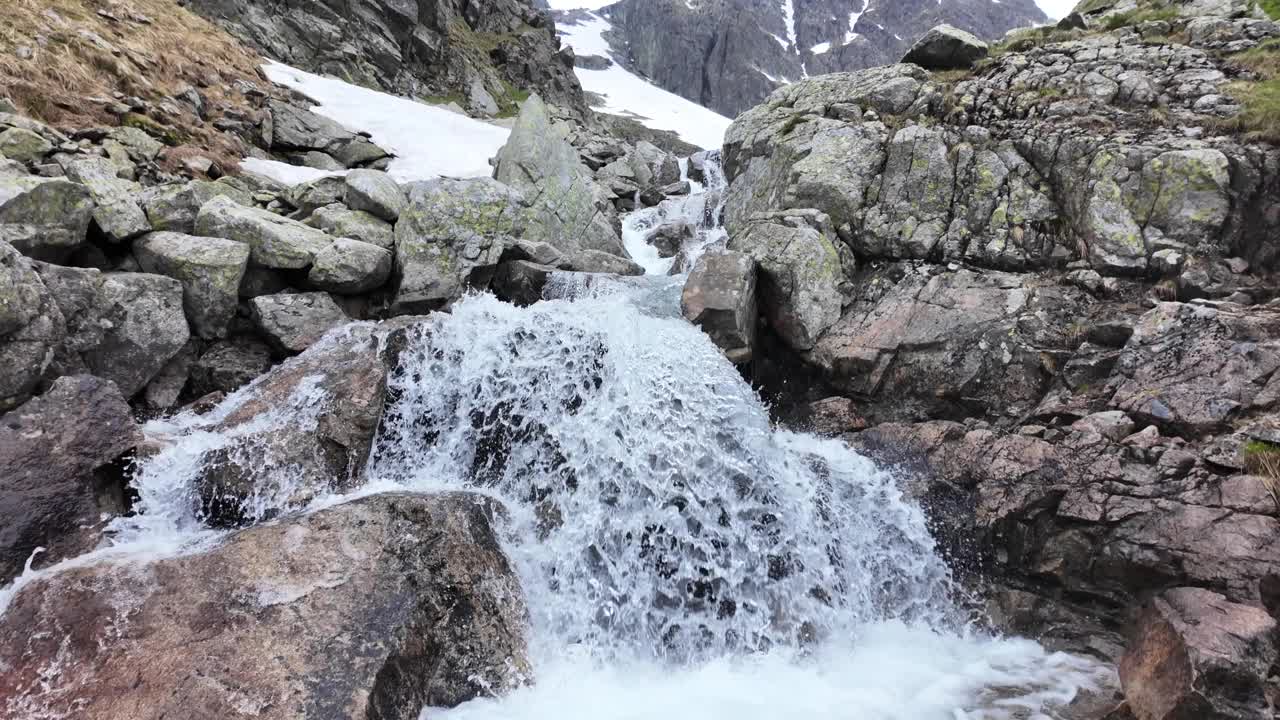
681 250 757 364
195 195 333 269
36 266 191 398
0 375 139 584
493 95 629 263
250 291 349 355
0 177 94 262
645 220 695 258
143 341 197 410
190 340 273 396
133 231 251 339
304 203 395 249
63 156 150 243
267 99 355 152
344 169 405 222
0 127 52 164
572 249 646 275
490 260 557 305
285 175 347 216
0 241 65 410
0 492 531 719
393 177 526 311
141 180 252 234
307 237 392 294
902 24 990 69
728 211 843 351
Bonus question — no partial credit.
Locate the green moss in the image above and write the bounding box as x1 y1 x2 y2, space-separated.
1103 5 1179 30
422 92 467 107
1245 439 1280 456
1258 0 1280 20
121 113 186 146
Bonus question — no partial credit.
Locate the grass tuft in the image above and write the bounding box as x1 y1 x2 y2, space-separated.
1244 440 1280 511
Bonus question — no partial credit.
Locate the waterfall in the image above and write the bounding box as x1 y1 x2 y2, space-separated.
621 152 729 275
0 152 1111 719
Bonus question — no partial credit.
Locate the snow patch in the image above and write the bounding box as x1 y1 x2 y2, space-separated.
557 14 731 149
810 41 831 54
846 0 868 43
257 61 510 185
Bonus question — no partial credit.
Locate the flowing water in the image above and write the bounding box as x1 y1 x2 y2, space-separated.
0 154 1112 718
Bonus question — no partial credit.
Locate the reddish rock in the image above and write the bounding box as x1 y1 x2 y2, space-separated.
0 492 530 720
1120 587 1277 720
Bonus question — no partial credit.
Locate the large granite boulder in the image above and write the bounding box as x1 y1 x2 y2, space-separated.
493 94 628 263
134 231 251 339
0 492 531 719
0 176 95 262
62 156 151 243
35 266 190 398
308 238 392 294
195 195 333 270
901 24 989 69
681 250 757 364
344 169 405 222
0 374 139 584
249 292 350 355
728 210 844 351
393 177 526 311
304 203 395 249
0 241 65 410
1120 587 1277 720
190 340 275 397
141 180 253 235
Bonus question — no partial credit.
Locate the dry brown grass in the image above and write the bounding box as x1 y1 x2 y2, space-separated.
0 0 275 172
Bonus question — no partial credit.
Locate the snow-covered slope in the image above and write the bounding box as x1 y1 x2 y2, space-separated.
244 62 511 185
558 14 732 150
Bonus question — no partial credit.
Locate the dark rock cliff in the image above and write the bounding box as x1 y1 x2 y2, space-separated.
597 0 1046 117
183 0 591 120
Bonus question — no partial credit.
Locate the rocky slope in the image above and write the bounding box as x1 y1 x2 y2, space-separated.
184 0 591 121
593 0 1047 116
668 0 1280 715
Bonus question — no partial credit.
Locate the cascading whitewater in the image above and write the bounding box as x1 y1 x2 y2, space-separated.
621 152 730 275
368 291 958 662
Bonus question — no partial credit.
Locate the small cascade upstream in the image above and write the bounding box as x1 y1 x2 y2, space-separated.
621 153 729 275
0 151 1111 719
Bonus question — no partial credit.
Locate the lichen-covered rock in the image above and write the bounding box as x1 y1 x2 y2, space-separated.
0 492 531 719
0 374 139 584
35 266 190 398
141 180 253 234
133 231 251 339
728 211 843 351
63 156 151 243
344 169 405 222
902 24 989 69
494 94 628 263
0 176 95 262
195 195 333 269
305 203 394 249
307 237 392 294
0 241 65 410
0 126 52 163
250 291 350 355
681 250 757 364
393 177 526 311
1120 587 1277 720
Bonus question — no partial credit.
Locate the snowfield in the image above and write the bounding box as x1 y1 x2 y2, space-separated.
557 14 732 150
244 61 511 185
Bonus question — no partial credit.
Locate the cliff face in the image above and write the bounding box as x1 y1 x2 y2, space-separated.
183 0 591 120
599 0 1047 117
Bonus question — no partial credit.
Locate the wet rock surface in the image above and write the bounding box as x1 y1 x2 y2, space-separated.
0 375 139 584
0 492 531 720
